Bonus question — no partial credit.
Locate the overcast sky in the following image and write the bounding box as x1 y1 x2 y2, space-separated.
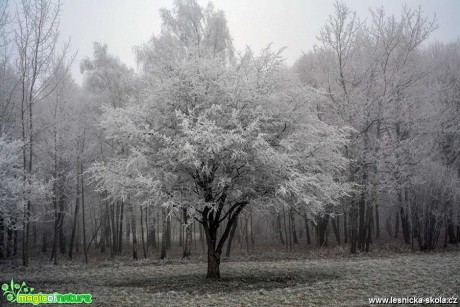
58 0 460 84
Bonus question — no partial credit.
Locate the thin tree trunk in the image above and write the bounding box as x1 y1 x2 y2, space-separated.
41 232 47 254
33 223 37 249
140 207 147 258
350 200 358 253
128 201 138 260
357 188 367 251
100 210 106 253
318 215 329 247
58 196 66 254
7 225 13 257
304 218 311 245
375 203 380 240
20 73 27 266
447 214 456 244
179 215 183 248
343 211 348 244
160 208 168 259
244 215 249 253
331 216 341 245
0 215 4 259
148 210 157 249
456 214 460 244
287 209 292 251
290 209 298 244
13 222 17 256
166 214 171 250
193 220 197 251
110 202 117 258
81 161 88 264
50 180 59 264
250 208 255 251
183 208 192 259
118 200 124 255
444 216 448 248
365 204 373 252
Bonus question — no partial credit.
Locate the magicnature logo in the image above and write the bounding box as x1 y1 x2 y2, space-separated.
1 279 92 305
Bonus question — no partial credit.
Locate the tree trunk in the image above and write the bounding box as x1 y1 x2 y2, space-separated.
304 218 311 245
357 189 367 251
148 213 156 249
160 208 168 260
318 215 329 247
166 213 171 250
365 204 373 252
207 248 221 279
32 223 37 249
13 223 17 256
100 210 106 253
244 215 249 253
0 215 4 259
179 216 183 248
117 200 124 255
81 162 88 264
41 232 47 254
51 185 59 264
250 208 255 251
125 216 131 245
7 225 13 257
128 202 138 260
58 196 66 254
447 216 456 244
375 203 380 240
183 208 192 259
290 209 298 244
140 207 147 258
331 216 341 245
343 212 348 244
400 207 411 244
350 201 358 254
456 215 460 243
193 220 197 251
444 218 448 248
68 170 80 260
283 209 289 251
110 202 117 258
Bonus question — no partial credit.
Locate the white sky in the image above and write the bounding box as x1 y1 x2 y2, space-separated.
58 0 460 85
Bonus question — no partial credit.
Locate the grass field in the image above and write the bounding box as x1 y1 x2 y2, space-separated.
1 249 459 306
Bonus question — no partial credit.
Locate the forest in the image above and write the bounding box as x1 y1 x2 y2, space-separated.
0 0 459 305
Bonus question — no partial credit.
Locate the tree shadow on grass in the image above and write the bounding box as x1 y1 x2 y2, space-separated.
106 268 341 293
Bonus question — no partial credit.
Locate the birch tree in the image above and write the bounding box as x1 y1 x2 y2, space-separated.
14 0 70 266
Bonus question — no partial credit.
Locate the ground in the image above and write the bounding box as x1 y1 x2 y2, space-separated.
0 248 459 306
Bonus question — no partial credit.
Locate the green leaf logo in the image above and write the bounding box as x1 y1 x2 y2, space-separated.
2 279 33 303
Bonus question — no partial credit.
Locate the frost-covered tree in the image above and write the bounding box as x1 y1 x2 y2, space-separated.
91 0 354 278
0 136 49 258
80 42 138 259
295 1 438 252
14 0 72 266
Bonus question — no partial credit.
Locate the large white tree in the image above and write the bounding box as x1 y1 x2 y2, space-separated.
91 0 354 278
